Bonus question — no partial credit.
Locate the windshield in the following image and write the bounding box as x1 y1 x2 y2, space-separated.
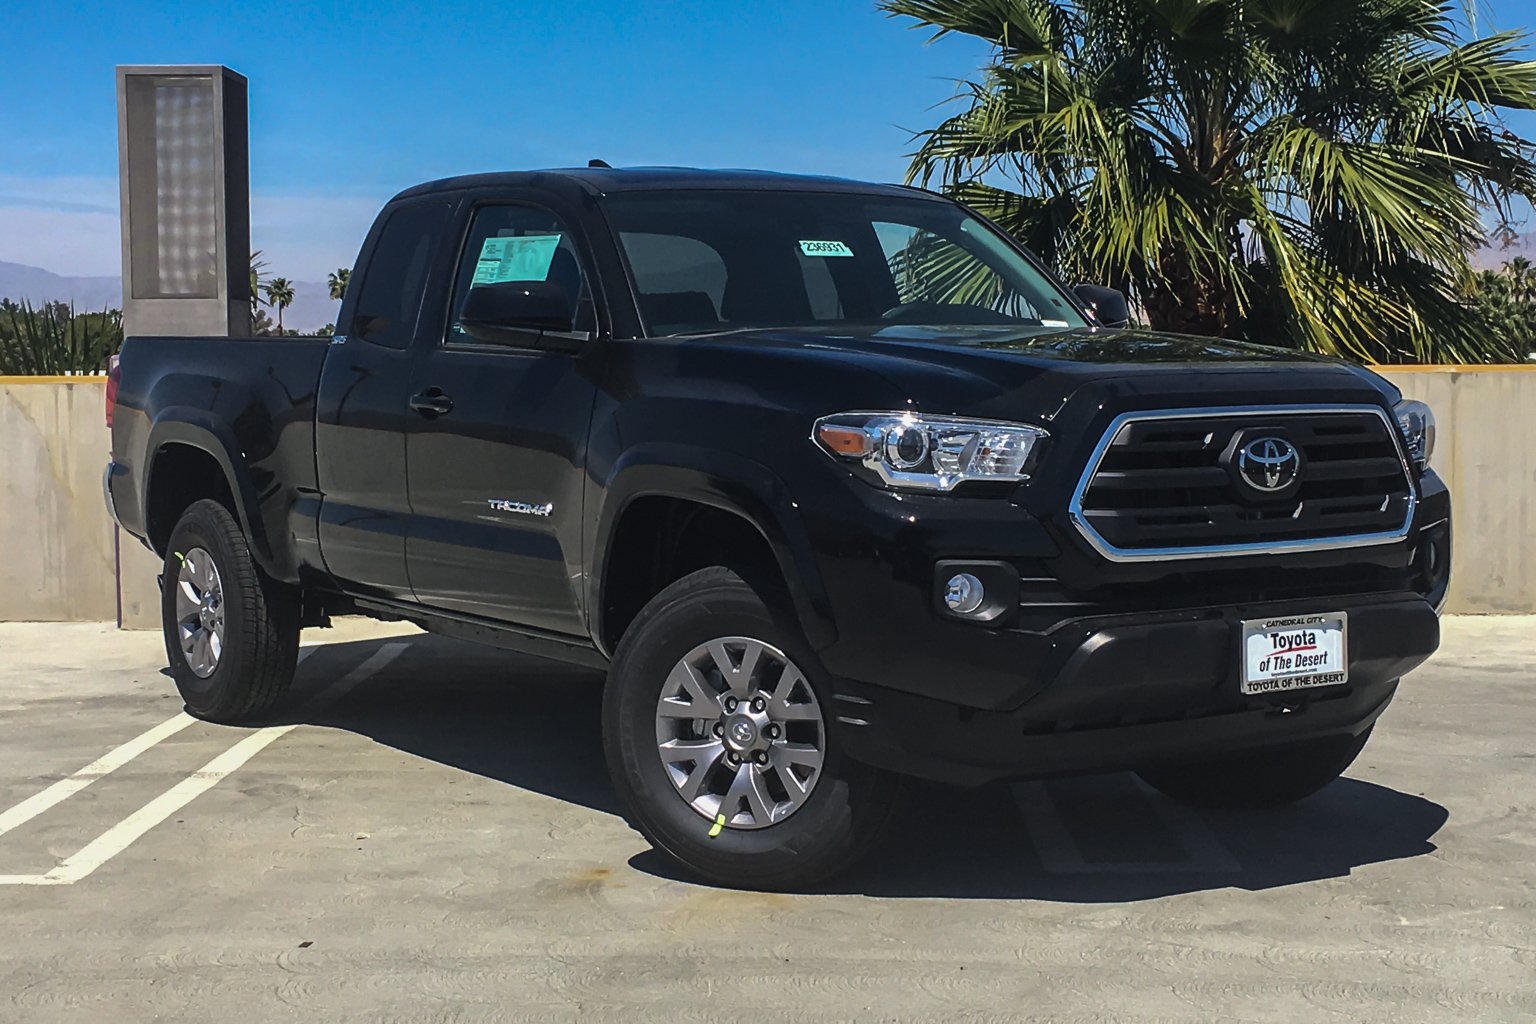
601 190 1087 337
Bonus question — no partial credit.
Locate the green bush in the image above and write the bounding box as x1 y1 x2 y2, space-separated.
0 299 124 375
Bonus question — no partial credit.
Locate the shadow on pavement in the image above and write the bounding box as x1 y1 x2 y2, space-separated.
283 632 620 817
278 632 1449 902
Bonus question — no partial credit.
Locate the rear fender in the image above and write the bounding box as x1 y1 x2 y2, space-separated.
143 410 280 576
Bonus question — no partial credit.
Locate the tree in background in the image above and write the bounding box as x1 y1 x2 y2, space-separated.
327 268 350 301
249 251 270 316
263 277 295 333
884 0 1536 363
1467 257 1536 358
0 299 122 374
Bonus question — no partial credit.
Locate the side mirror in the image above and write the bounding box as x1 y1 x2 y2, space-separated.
460 281 575 343
1072 284 1130 328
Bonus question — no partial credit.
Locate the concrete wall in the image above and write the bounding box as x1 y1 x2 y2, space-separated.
0 378 118 621
0 378 159 626
0 370 1531 624
1379 367 1536 614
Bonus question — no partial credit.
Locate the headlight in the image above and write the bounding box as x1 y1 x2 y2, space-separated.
813 411 1048 492
1393 398 1436 470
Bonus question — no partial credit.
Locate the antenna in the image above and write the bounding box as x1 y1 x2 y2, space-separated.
588 159 612 168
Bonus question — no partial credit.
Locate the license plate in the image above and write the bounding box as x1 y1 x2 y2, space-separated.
1240 613 1349 695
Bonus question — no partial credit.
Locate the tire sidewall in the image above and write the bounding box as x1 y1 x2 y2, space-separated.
604 570 879 885
161 501 252 714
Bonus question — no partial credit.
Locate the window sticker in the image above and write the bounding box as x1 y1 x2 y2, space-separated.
471 234 562 285
798 239 854 258
1041 319 1070 327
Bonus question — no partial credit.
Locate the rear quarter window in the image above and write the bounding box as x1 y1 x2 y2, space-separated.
350 201 453 349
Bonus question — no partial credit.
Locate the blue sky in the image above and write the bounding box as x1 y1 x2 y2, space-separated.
0 0 990 280
0 0 1533 282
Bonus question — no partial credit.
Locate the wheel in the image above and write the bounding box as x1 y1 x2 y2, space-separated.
161 498 300 723
602 567 903 890
1136 726 1374 809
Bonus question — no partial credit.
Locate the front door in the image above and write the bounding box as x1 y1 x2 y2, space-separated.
404 201 600 635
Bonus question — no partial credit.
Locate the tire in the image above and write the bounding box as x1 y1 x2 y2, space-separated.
602 567 903 890
161 498 300 723
1136 726 1374 810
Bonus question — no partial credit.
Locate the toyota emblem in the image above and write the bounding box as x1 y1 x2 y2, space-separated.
1237 436 1301 492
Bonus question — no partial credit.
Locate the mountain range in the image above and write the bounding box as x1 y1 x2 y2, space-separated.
8 236 1536 331
1474 233 1536 270
0 260 340 333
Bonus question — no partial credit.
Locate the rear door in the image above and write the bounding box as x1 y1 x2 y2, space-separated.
403 199 601 634
315 199 455 598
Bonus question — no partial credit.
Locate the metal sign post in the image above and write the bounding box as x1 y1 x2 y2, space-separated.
113 64 252 629
116 65 250 337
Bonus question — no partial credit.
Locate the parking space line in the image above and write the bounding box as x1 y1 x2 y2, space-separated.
1131 775 1242 873
0 643 405 886
0 649 319 843
0 714 197 841
1013 780 1241 874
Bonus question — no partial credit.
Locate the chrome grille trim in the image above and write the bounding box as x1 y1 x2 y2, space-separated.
1068 405 1417 562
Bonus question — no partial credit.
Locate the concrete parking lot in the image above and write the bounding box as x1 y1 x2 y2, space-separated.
0 617 1531 1023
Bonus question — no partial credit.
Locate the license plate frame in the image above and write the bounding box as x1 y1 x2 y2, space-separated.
1239 612 1349 695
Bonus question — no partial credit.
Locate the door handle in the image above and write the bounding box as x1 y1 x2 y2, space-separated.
409 388 454 417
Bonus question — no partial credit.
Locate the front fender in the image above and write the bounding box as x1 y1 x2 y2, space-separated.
588 443 836 656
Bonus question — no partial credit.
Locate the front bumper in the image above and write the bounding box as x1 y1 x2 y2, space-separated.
830 592 1436 786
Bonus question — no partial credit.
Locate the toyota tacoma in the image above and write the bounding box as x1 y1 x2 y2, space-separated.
105 167 1449 888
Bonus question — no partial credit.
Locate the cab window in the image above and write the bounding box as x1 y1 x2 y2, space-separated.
446 205 594 344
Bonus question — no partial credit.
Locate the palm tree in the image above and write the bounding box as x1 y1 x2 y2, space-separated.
884 0 1536 363
249 251 270 316
1505 256 1536 304
263 277 295 333
327 268 350 301
1469 259 1536 356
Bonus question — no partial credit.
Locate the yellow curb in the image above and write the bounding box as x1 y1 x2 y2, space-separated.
1374 364 1536 372
0 375 108 384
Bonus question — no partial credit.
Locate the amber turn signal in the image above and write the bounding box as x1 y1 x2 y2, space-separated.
816 424 873 457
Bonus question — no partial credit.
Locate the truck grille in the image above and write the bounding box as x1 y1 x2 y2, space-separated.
1070 406 1415 560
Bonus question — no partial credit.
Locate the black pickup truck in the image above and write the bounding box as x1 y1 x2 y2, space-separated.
106 167 1449 888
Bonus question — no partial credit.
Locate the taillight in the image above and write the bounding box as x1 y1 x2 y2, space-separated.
105 353 121 429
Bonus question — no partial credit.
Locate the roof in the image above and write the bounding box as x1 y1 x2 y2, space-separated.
393 166 939 202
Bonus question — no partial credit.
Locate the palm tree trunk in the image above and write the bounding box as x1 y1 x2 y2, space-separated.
1139 249 1242 338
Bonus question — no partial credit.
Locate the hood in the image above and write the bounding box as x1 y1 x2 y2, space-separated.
672 324 1394 423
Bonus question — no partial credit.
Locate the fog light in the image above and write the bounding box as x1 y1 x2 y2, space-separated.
944 573 985 615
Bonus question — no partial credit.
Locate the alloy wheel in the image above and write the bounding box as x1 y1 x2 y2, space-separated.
653 636 826 830
174 547 226 678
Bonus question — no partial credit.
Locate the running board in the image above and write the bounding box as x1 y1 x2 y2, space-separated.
353 597 608 670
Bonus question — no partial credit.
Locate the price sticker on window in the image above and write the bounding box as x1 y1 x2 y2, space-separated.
798 239 854 258
472 234 562 284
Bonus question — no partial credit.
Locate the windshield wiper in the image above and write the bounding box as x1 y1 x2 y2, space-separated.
663 325 768 338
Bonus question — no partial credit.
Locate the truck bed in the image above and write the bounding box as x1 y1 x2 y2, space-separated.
108 334 330 580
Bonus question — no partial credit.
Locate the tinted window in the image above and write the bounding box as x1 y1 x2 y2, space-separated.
351 201 452 349
447 205 593 345
603 191 1085 336
874 221 1049 321
798 246 842 320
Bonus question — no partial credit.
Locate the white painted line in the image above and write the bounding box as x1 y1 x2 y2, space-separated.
0 649 318 842
1014 781 1096 873
1132 775 1243 874
36 726 301 884
1013 779 1242 874
0 714 197 841
0 643 404 886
